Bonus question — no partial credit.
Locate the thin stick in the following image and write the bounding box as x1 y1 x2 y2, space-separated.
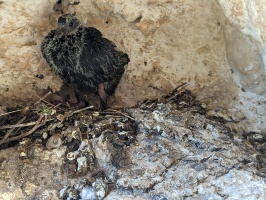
40 98 61 109
0 116 26 145
62 105 94 120
148 85 167 94
66 105 94 114
72 105 94 114
102 109 135 121
53 103 62 109
167 93 180 101
34 91 52 106
0 109 22 117
162 83 188 102
173 82 189 91
2 115 45 144
0 118 54 130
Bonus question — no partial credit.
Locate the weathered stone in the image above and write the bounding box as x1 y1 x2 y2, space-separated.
0 102 265 199
217 0 266 133
0 1 266 132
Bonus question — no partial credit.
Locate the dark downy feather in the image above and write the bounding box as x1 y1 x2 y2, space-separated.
41 14 129 109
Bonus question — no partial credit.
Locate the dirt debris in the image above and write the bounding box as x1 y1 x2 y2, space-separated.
0 87 265 199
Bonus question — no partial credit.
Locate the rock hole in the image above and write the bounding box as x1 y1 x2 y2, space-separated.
35 74 44 79
133 15 142 24
144 61 147 66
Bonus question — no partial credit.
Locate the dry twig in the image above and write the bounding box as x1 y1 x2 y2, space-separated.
1 114 46 144
166 83 189 101
0 103 97 146
0 116 26 145
34 91 52 106
0 109 23 118
62 105 94 119
101 109 135 121
0 118 54 130
72 106 94 114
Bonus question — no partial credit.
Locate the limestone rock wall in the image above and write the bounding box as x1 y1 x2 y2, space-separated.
217 0 266 132
0 0 265 132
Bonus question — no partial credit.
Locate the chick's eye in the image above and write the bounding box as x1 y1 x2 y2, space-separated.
69 21 74 27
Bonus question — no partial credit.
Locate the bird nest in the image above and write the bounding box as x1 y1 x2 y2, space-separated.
0 83 195 148
0 83 264 178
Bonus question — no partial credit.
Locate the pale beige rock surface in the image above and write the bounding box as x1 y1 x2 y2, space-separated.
0 0 265 132
217 0 266 132
0 144 67 200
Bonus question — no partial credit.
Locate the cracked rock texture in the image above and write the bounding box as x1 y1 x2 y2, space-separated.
0 102 265 200
0 1 266 131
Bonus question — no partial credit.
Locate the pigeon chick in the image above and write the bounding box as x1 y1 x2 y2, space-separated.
41 14 129 110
